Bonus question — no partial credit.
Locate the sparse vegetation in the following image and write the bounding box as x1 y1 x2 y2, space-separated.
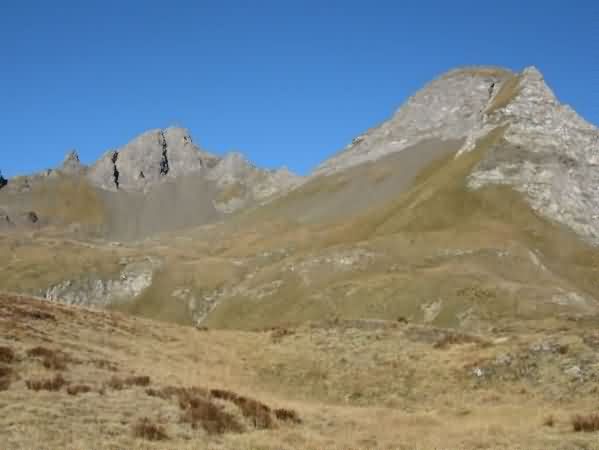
105 375 151 390
26 374 68 392
132 417 169 441
125 375 151 387
0 365 12 391
210 388 274 429
66 384 92 396
543 415 555 427
0 346 15 363
27 346 68 370
274 408 302 424
485 74 522 114
179 391 244 434
572 414 599 432
433 332 487 349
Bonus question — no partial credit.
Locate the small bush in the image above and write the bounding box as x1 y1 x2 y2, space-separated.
125 375 151 387
26 374 67 391
27 347 67 370
572 414 599 432
271 327 293 343
210 389 273 429
106 375 150 390
132 417 169 441
179 394 244 435
0 346 15 363
543 415 555 427
433 333 486 349
67 384 92 396
0 365 12 378
274 408 302 424
106 376 124 390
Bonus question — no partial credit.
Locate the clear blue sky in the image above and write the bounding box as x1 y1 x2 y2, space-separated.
1 1 598 178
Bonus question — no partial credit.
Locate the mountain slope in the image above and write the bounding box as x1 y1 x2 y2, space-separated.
1 65 598 333
4 293 599 449
0 127 301 240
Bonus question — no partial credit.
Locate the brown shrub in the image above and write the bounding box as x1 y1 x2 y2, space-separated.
27 346 67 370
271 327 293 343
180 395 244 435
106 375 151 390
26 374 67 391
0 365 12 378
125 375 151 387
106 376 124 390
0 346 15 363
433 333 486 349
91 358 119 372
543 415 555 427
274 408 302 424
572 414 599 432
210 389 273 429
0 377 10 391
67 384 92 396
132 417 169 441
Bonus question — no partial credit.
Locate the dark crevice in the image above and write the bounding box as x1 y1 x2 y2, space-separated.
111 151 120 189
159 131 170 176
488 82 496 98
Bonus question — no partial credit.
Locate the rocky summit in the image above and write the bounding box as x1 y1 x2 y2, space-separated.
2 64 599 449
316 66 599 245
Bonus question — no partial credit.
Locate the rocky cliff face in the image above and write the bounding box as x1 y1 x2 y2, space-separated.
314 66 514 176
315 66 599 245
465 67 599 244
84 127 301 210
87 128 218 192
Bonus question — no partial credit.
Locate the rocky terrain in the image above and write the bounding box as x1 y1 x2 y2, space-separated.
2 64 599 448
0 127 301 239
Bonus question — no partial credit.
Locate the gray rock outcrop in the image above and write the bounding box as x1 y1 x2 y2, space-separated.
43 259 159 307
60 150 84 175
85 127 302 207
314 65 599 245
314 66 514 176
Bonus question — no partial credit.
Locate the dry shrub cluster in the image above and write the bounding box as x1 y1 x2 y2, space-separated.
132 417 169 441
27 346 68 370
66 384 92 396
178 389 244 435
106 375 151 390
572 414 599 432
433 333 487 349
0 346 15 391
146 384 301 433
0 365 12 391
0 346 15 363
26 374 67 391
270 327 294 343
210 388 273 429
274 407 302 424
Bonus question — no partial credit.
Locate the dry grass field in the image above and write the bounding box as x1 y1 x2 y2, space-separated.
3 293 599 449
